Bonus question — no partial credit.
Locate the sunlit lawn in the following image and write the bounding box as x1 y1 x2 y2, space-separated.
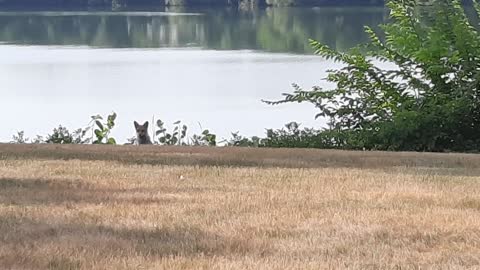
1 144 479 269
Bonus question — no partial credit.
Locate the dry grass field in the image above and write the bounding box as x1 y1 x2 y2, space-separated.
1 144 480 269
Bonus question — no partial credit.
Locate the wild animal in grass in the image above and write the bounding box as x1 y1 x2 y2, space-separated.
134 121 152 145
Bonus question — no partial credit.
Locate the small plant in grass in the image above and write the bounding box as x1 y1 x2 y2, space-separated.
90 112 117 144
225 132 260 147
45 125 73 144
72 127 91 144
32 135 45 144
191 129 217 146
10 131 29 144
155 119 188 145
38 125 90 144
125 136 137 145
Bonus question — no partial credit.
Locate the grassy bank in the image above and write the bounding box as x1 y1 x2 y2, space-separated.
1 144 479 269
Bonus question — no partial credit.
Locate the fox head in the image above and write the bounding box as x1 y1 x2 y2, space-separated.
134 121 149 138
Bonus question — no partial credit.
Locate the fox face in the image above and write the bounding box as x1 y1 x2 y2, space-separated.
134 121 152 145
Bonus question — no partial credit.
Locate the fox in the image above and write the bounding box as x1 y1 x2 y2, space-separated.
134 121 152 145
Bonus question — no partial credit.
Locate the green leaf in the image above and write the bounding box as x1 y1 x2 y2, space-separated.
107 113 116 128
107 138 117 145
156 119 164 128
95 121 104 131
108 112 117 122
94 129 103 139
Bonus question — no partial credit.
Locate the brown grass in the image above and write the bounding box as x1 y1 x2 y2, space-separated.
1 144 480 269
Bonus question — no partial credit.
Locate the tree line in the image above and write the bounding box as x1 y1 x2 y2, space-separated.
0 0 384 8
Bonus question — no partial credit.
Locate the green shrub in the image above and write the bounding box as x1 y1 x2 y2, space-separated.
155 119 188 146
91 113 117 145
266 0 480 152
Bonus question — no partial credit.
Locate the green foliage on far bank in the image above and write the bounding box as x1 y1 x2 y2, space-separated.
0 0 384 8
0 8 385 54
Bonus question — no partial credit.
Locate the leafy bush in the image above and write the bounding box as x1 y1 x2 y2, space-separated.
259 122 331 148
10 131 29 144
45 126 74 144
265 0 480 152
44 125 92 144
191 129 217 146
72 127 92 144
8 113 117 145
91 113 117 145
155 119 188 145
225 132 260 147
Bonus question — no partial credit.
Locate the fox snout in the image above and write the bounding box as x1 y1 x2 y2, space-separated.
136 129 147 137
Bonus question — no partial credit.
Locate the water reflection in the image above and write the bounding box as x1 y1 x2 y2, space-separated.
0 7 386 53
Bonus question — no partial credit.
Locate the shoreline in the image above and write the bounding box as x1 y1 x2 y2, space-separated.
0 0 386 9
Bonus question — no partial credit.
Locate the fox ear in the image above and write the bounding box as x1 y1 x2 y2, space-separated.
134 121 139 129
143 121 149 129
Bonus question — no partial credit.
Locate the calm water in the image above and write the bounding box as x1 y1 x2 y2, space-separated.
0 7 386 142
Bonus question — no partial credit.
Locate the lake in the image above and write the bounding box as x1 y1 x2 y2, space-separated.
0 7 386 143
